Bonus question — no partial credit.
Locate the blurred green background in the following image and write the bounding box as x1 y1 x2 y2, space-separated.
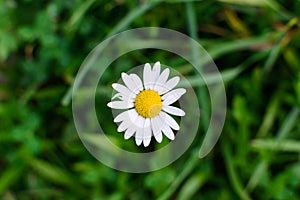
1 0 300 199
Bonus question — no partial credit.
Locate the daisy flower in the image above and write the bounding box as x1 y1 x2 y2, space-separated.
107 62 186 147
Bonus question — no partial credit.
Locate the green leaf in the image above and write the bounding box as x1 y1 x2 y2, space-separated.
0 31 17 61
0 166 24 194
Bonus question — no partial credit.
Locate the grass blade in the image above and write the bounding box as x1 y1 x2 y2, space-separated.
177 172 208 200
0 166 24 194
65 0 97 32
157 151 199 200
186 1 210 129
107 1 160 37
246 107 300 192
30 159 75 186
222 142 251 200
252 139 300 152
276 108 299 139
256 95 280 138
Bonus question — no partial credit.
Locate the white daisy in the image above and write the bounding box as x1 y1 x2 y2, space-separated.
107 62 186 147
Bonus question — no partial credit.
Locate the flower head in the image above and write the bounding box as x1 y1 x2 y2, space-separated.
107 62 186 147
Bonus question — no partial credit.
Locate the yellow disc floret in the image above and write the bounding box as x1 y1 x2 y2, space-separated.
134 90 162 118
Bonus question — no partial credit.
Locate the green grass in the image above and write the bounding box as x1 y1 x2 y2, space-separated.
1 0 300 199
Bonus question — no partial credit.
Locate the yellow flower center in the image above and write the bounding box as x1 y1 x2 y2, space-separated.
134 90 162 118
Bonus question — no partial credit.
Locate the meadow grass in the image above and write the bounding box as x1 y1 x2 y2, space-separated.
0 0 300 199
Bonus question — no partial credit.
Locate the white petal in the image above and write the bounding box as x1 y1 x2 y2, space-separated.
114 109 138 122
143 63 152 89
152 61 161 81
160 111 180 130
151 116 164 135
135 128 143 146
153 68 169 92
114 109 137 122
162 105 185 116
112 83 134 98
143 63 153 89
162 125 175 140
130 74 143 92
124 126 135 139
143 118 152 147
135 115 146 128
156 76 180 95
154 131 163 143
164 77 180 93
107 101 134 109
134 116 145 146
117 120 131 132
162 88 186 106
114 111 127 123
121 73 139 94
128 109 139 122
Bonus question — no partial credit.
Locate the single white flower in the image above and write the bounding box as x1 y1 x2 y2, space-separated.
107 62 186 147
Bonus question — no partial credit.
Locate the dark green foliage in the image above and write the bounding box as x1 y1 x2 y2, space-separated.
1 0 300 199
